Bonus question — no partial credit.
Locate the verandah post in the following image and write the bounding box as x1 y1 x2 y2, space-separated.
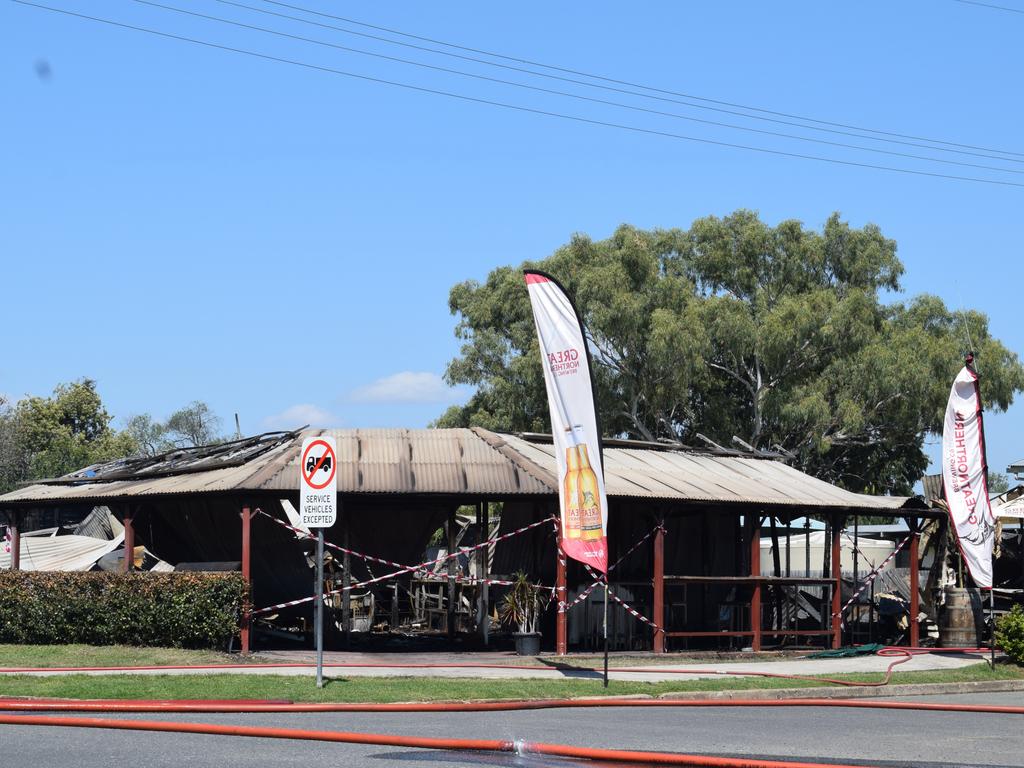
652 514 665 653
830 514 845 649
909 516 920 647
749 514 762 651
240 504 252 655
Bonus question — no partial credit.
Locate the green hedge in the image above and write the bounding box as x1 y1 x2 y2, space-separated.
0 571 248 649
996 604 1024 665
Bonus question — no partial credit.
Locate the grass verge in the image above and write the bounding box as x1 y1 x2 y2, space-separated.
0 663 1021 703
0 644 253 669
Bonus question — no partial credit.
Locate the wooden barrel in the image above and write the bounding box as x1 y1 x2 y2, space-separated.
939 586 980 648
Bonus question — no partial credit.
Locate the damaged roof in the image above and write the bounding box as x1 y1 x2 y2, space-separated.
0 427 922 513
481 432 919 512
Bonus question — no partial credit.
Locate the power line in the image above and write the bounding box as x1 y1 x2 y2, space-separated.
952 0 1024 14
249 0 1024 160
127 0 1024 176
11 1 1024 188
211 0 1024 167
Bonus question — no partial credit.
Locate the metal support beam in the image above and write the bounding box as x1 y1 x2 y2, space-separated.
123 509 135 573
909 517 921 648
240 505 252 655
830 514 844 650
447 507 456 639
750 514 762 652
653 517 665 653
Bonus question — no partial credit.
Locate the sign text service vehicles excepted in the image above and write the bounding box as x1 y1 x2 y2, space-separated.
299 435 337 528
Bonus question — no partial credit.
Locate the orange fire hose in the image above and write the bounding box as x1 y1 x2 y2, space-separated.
0 712 878 768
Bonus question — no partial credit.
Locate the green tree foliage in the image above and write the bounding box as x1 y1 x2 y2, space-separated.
164 400 223 448
124 402 226 457
0 380 137 491
438 211 1024 494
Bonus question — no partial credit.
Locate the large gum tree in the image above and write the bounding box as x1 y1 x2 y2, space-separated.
436 210 1024 495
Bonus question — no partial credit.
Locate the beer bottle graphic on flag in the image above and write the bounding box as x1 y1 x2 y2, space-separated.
524 270 608 574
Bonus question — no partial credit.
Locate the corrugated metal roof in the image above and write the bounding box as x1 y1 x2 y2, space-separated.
482 431 915 511
0 428 918 512
0 429 553 504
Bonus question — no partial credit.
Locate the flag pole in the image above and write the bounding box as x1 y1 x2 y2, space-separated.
603 578 609 687
989 587 996 669
524 269 610 681
968 351 997 668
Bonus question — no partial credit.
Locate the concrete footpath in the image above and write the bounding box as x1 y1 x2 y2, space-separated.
0 649 992 682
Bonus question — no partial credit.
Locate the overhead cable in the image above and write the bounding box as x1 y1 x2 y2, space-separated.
245 0 1024 160
11 1 1024 188
124 0 1024 176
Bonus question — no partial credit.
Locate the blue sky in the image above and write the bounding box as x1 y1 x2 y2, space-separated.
2 1 1022 480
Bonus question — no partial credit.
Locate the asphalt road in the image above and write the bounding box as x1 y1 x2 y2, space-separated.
2 692 1023 768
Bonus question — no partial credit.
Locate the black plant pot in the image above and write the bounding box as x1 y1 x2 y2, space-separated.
513 631 542 656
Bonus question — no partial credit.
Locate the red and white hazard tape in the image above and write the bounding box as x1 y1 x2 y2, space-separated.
257 509 433 576
563 579 602 612
252 512 556 616
581 562 663 634
608 523 664 574
259 508 553 574
832 533 913 628
607 587 664 634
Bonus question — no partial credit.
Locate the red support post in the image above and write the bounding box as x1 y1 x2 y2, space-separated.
555 533 567 655
909 518 920 648
831 515 843 650
750 515 762 652
9 514 20 571
123 512 135 573
653 519 665 653
241 505 252 655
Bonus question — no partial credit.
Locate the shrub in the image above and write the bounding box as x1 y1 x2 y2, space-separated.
995 603 1024 665
0 571 248 648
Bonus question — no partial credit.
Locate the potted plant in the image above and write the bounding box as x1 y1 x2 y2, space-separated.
499 570 544 655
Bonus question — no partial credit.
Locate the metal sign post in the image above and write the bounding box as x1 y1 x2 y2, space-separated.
316 528 325 688
299 435 338 690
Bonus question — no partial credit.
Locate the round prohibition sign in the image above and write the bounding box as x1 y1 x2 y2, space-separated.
301 439 337 490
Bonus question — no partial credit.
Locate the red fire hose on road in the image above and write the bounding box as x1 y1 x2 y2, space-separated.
0 712 881 768
0 648 1008 768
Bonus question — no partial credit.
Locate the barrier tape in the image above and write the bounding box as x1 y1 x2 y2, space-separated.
608 523 664 574
607 587 664 634
832 533 913 628
582 562 664 635
252 513 557 616
564 579 602 611
257 509 432 575
258 508 553 576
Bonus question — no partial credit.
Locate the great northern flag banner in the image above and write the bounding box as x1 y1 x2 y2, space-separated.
941 362 996 588
525 270 608 574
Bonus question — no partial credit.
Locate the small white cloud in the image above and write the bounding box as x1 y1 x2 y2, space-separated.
262 404 336 430
351 372 463 404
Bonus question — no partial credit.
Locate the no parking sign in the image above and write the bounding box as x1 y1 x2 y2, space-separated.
299 435 337 528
